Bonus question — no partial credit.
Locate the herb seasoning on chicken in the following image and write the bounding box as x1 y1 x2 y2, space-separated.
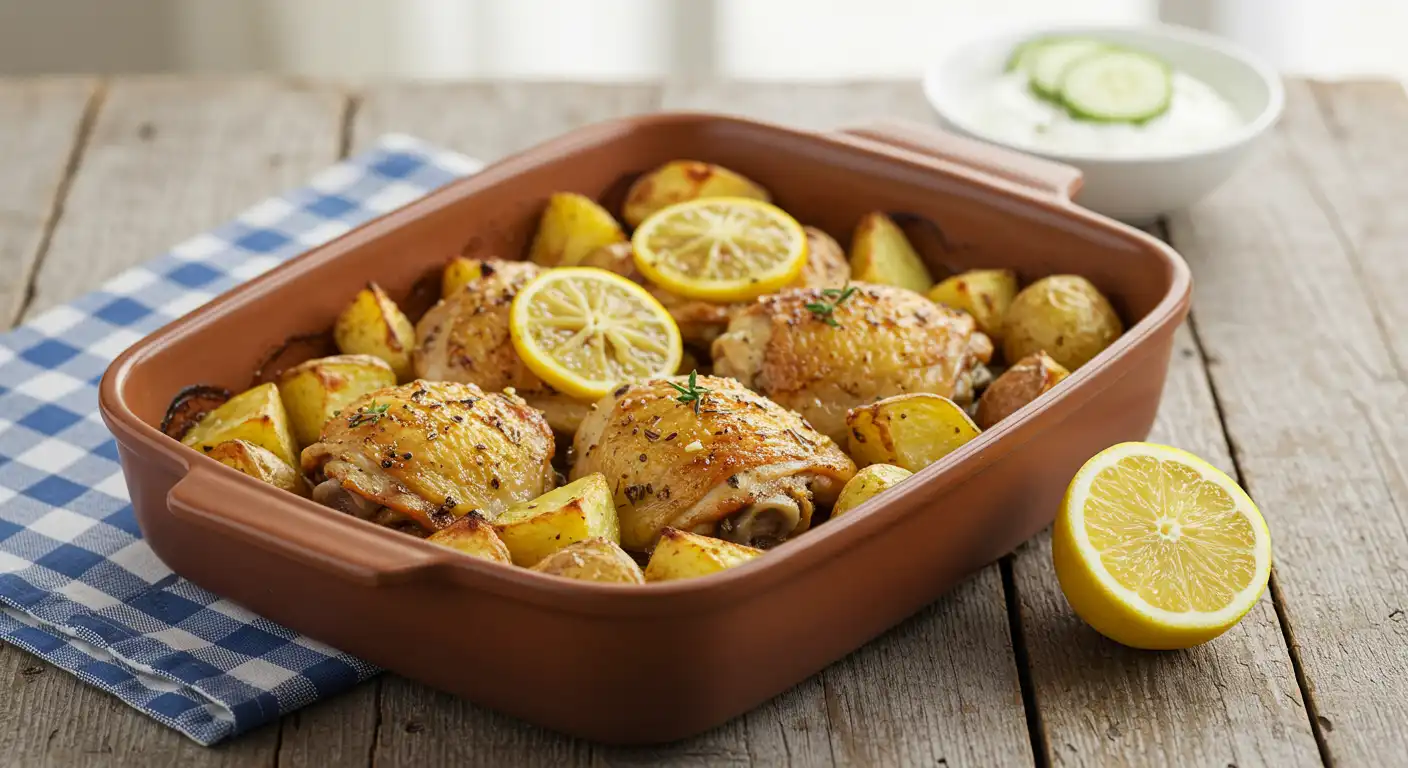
712 283 993 445
572 374 855 551
302 380 555 534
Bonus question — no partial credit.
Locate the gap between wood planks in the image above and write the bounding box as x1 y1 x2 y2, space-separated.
6 81 105 329
1153 220 1334 768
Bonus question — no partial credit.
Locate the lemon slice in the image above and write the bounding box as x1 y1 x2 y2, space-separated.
1052 442 1271 650
631 197 808 302
509 267 683 400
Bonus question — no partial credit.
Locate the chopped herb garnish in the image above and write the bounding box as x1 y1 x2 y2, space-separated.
666 370 710 415
805 284 858 327
348 401 389 428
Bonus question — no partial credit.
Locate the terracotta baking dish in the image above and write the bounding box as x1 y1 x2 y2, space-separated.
100 115 1190 744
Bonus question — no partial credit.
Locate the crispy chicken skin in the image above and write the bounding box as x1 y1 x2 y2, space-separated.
581 227 850 347
302 380 555 534
413 260 589 433
711 283 993 445
571 375 855 551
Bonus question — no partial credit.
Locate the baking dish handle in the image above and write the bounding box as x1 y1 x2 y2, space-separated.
166 468 441 587
834 119 1083 202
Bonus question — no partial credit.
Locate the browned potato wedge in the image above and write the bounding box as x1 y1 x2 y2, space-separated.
622 160 770 228
333 282 416 381
182 382 298 467
161 384 232 441
492 473 619 566
1003 275 1123 371
441 257 482 298
428 512 512 564
206 439 309 496
643 528 763 582
832 464 913 517
975 352 1069 429
849 212 934 294
528 192 626 267
845 393 980 471
795 227 850 289
277 354 397 446
530 537 645 584
927 269 1018 341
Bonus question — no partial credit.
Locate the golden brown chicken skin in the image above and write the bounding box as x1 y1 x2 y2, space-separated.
571 375 855 551
711 283 993 445
413 260 589 433
302 380 556 534
581 227 850 348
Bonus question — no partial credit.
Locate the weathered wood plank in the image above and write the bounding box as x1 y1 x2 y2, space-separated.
1165 81 1408 765
1012 323 1320 767
0 77 95 324
0 75 346 765
272 683 380 768
25 77 347 319
1301 81 1408 375
660 81 937 130
351 82 663 157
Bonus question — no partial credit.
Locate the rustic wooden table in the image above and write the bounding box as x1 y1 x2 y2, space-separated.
0 77 1404 767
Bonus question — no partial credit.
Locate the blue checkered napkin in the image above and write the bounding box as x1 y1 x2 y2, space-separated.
0 135 482 746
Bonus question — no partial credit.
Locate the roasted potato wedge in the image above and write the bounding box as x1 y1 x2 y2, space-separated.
795 227 851 289
928 269 1018 342
832 464 913 517
975 352 1069 429
530 537 645 584
845 393 980 471
1003 275 1123 371
333 282 416 381
206 439 309 496
441 257 482 298
278 354 397 446
622 160 770 228
528 192 626 267
578 241 638 277
848 212 934 294
492 473 620 566
161 384 232 440
643 528 763 582
427 512 512 564
182 382 298 467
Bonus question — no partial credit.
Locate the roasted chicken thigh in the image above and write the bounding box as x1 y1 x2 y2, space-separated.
571 375 855 551
712 283 993 445
302 380 555 534
413 260 589 433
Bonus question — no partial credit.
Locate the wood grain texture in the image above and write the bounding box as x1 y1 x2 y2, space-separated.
1012 323 1320 767
0 76 346 767
351 82 663 157
0 77 95 324
24 77 346 319
1165 81 1408 766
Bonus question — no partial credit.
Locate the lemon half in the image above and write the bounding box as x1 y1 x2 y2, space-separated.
1053 442 1271 650
509 268 682 401
631 197 808 302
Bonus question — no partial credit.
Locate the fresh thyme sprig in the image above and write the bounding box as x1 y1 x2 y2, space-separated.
666 370 709 415
347 401 390 428
805 284 858 327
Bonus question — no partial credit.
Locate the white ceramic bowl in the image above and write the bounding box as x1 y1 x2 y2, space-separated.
922 23 1284 222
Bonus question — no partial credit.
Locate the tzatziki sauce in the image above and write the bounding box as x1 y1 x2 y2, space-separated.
967 70 1244 156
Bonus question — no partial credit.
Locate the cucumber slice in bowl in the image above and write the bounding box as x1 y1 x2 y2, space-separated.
1059 49 1173 123
1026 38 1107 100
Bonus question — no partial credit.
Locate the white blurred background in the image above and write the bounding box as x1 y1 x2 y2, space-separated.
0 0 1403 80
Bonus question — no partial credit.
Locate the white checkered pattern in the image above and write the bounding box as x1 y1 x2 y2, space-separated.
0 134 481 745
